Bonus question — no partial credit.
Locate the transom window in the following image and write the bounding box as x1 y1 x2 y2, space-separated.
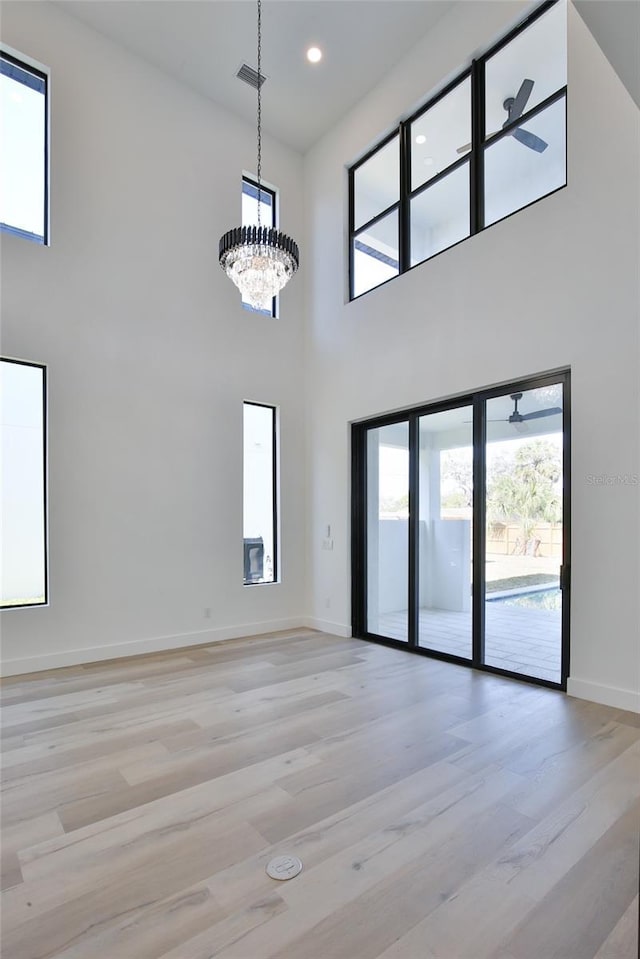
349 0 567 299
0 49 49 244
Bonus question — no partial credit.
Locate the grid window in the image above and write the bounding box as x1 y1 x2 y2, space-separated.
243 402 278 585
0 50 48 244
410 162 470 267
484 94 567 227
484 0 567 139
353 134 399 231
482 0 567 226
1 358 47 608
350 133 400 299
408 75 472 269
348 0 566 299
410 77 471 192
242 176 277 317
352 209 399 298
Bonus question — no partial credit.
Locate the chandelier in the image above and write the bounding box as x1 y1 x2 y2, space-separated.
219 0 299 311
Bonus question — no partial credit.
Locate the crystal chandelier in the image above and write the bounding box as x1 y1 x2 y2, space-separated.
219 0 299 311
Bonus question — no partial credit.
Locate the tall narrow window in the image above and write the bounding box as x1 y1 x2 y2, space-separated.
243 402 278 585
1 358 47 608
0 50 48 243
242 176 277 317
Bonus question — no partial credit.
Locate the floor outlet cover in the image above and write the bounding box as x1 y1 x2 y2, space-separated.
266 855 303 880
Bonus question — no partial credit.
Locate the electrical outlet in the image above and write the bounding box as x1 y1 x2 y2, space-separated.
204 607 212 619
325 597 331 608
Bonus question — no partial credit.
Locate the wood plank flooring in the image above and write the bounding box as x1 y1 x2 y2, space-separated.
1 629 638 959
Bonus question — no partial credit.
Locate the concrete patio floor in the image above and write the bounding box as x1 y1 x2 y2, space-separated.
376 602 562 683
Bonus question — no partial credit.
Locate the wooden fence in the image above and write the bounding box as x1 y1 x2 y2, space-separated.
441 510 562 558
486 522 562 558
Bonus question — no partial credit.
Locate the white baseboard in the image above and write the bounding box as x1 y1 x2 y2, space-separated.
303 618 352 638
567 677 640 714
0 617 312 677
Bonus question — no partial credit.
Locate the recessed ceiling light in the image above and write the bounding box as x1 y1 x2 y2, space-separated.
415 134 426 145
307 47 322 64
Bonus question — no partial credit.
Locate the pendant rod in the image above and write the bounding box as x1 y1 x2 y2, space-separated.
256 0 262 227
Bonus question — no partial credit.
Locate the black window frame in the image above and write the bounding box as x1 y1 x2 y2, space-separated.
407 70 473 271
349 129 401 301
242 400 279 587
0 356 49 609
348 0 567 301
0 48 49 245
351 368 571 692
242 175 277 319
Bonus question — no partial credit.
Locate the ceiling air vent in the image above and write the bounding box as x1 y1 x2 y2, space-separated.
236 63 266 90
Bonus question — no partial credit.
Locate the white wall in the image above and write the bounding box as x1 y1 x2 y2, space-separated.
1 2 638 713
303 1 640 711
0 2 307 673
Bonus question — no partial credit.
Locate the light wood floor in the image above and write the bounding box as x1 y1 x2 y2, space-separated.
1 630 638 959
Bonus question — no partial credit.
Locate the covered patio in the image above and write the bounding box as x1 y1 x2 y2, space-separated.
378 600 562 683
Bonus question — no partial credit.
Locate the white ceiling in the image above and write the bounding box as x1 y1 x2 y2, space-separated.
53 0 639 154
55 0 455 153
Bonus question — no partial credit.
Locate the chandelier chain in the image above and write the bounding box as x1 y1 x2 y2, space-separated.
218 0 298 311
256 0 262 226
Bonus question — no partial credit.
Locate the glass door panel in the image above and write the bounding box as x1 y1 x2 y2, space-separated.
366 421 409 642
484 384 564 682
418 407 473 658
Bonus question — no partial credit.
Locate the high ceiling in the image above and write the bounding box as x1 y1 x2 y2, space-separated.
54 1 639 154
54 0 454 153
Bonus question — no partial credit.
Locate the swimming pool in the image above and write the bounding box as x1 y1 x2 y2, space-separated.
487 587 561 610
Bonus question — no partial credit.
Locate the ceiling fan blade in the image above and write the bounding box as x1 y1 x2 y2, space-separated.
456 142 471 154
512 127 548 153
510 78 534 121
520 407 563 421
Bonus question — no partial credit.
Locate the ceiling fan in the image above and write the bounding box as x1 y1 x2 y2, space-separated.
464 393 562 430
492 392 562 426
456 78 548 155
503 78 548 152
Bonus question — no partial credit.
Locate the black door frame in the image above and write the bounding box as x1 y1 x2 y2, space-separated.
351 369 571 691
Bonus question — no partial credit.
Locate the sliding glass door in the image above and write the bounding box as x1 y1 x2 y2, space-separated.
352 372 569 689
366 420 410 642
483 384 564 683
417 407 473 659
